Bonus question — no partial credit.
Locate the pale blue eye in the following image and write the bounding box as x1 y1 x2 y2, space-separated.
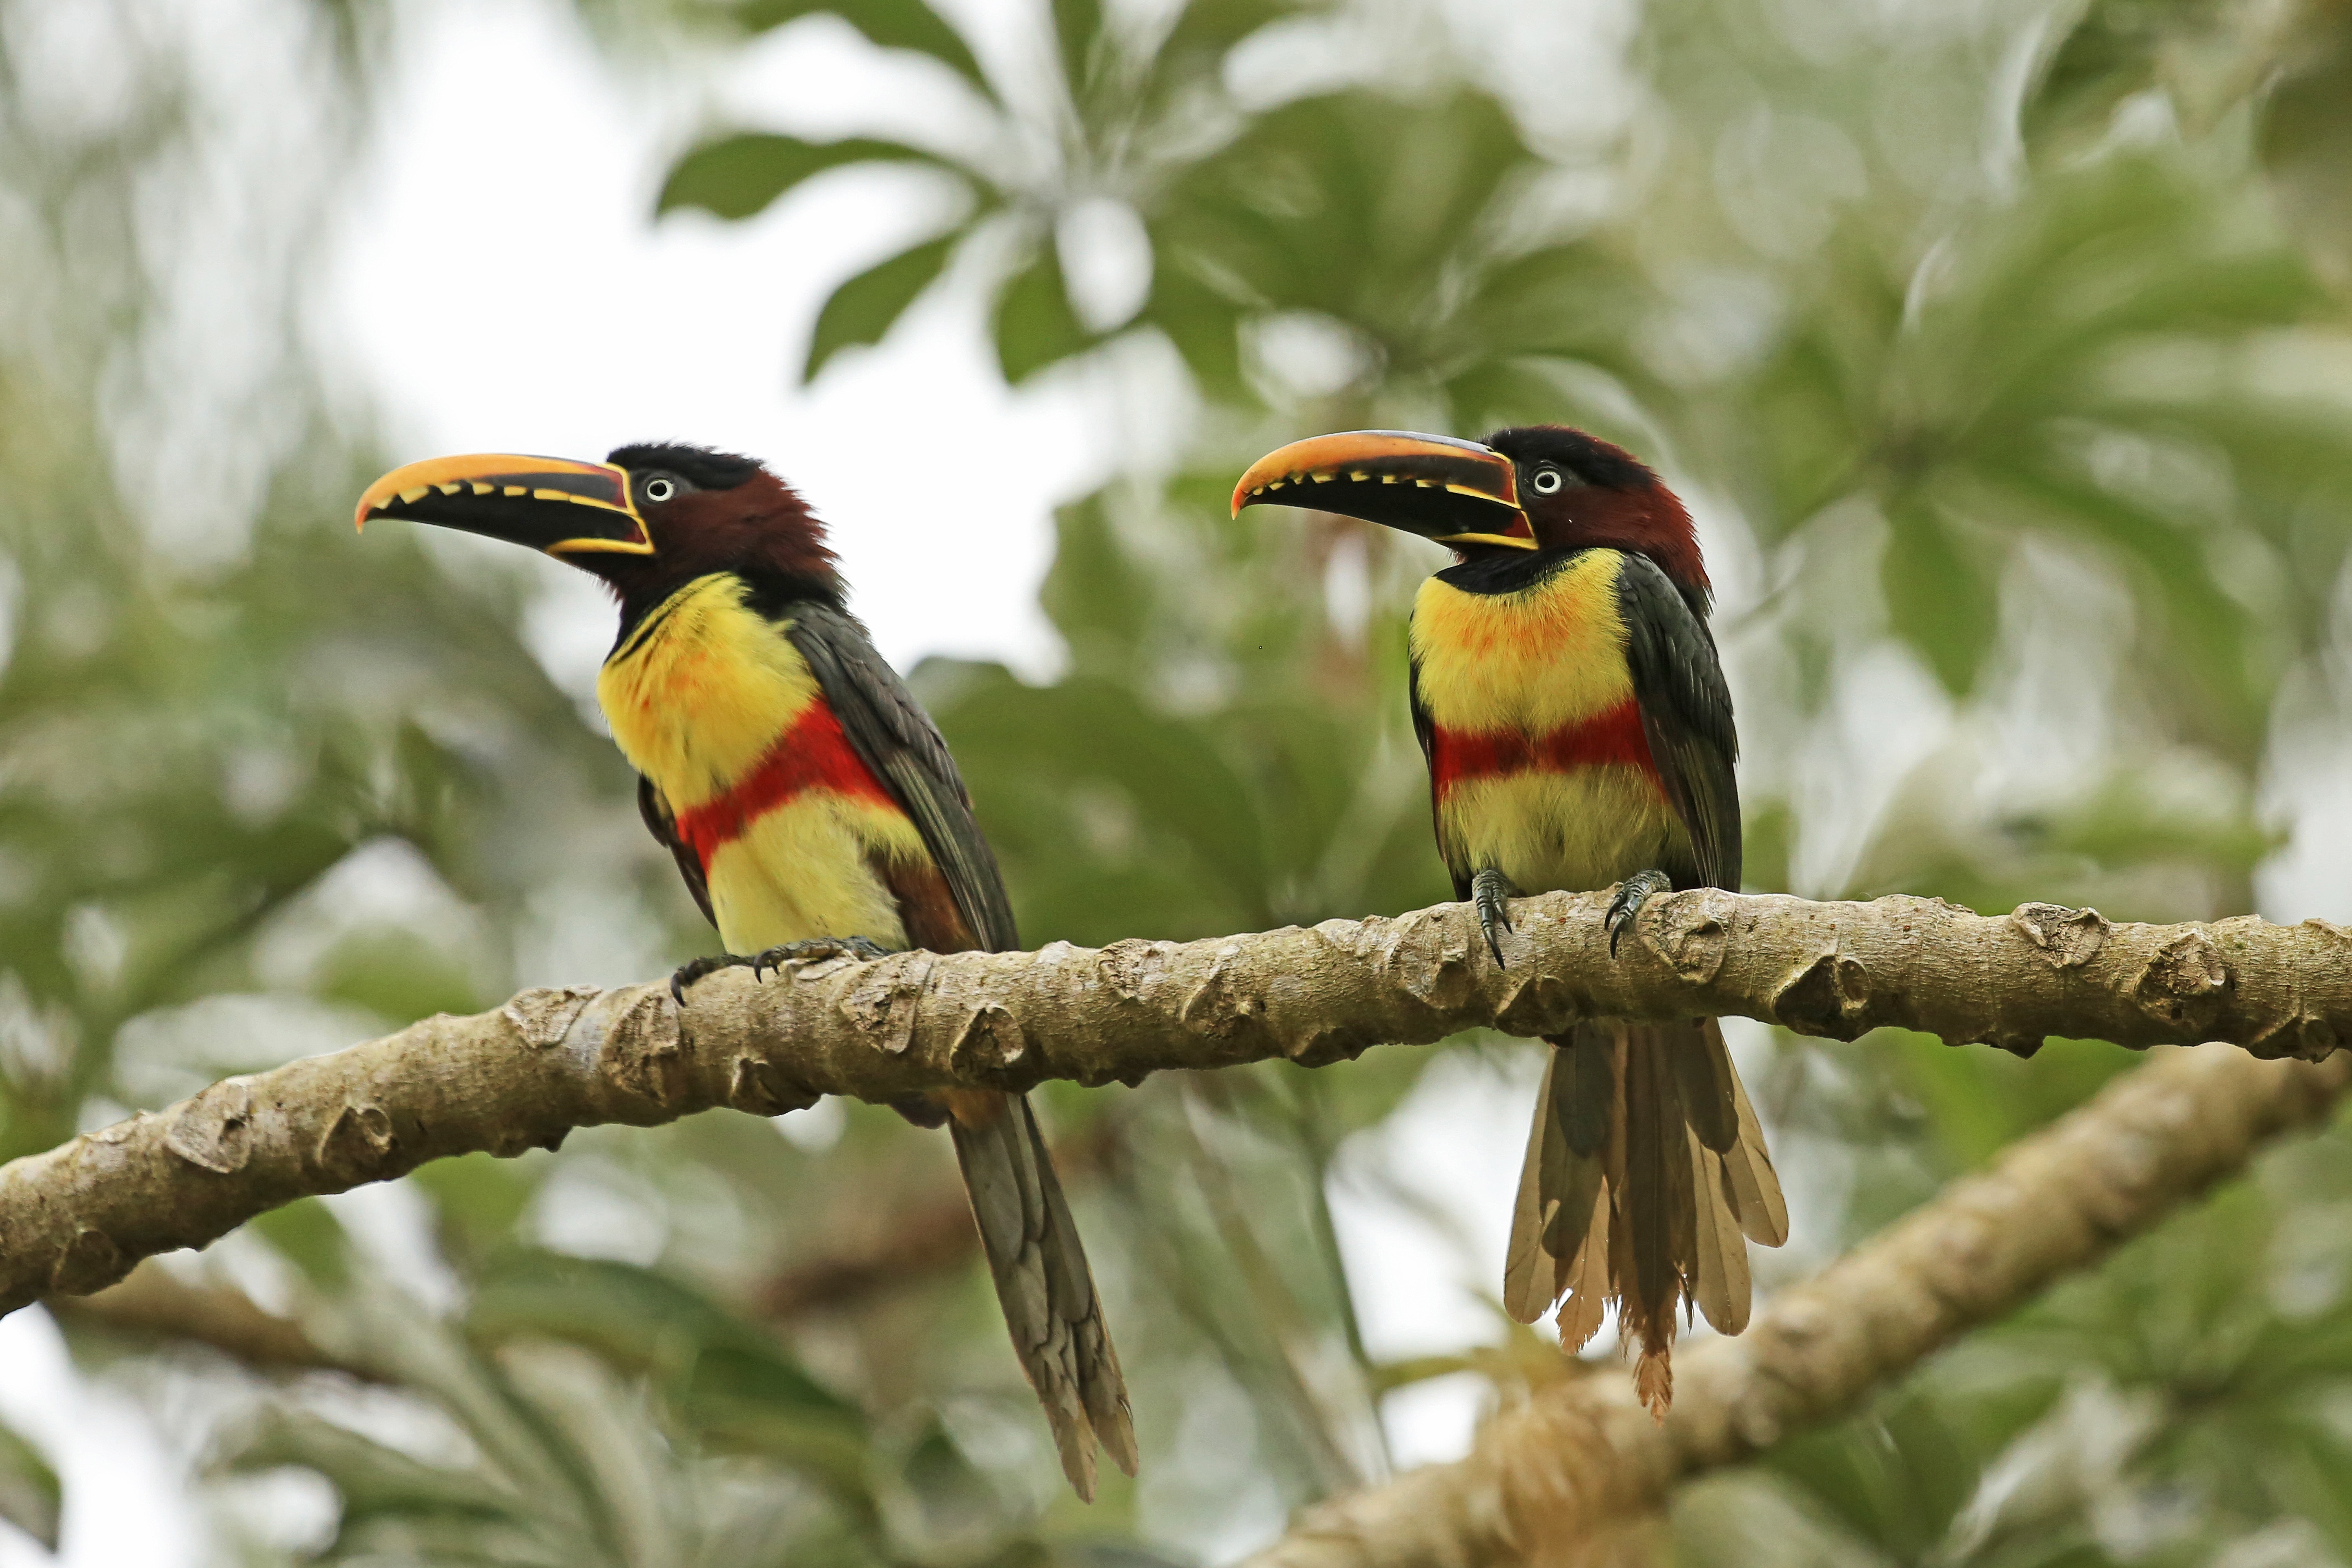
1531 467 1563 495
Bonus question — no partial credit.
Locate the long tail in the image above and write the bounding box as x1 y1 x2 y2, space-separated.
945 1088 1136 1499
1503 1019 1786 1415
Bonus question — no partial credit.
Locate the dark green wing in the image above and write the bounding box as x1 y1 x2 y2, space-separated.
638 774 717 928
782 601 1021 952
1616 553 1741 892
1405 636 1472 902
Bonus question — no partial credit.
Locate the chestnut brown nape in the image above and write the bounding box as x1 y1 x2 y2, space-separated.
591 443 846 634
1484 424 1711 615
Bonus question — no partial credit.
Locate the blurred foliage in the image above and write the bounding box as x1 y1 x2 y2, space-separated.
6 0 2352 1564
659 0 1332 384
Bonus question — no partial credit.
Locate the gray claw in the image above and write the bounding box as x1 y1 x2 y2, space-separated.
1605 870 1675 958
670 952 750 1006
749 935 890 981
1472 868 1519 969
673 936 891 999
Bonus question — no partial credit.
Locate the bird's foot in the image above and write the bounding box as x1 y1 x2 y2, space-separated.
748 936 890 981
1605 870 1675 958
1472 868 1520 968
667 937 890 1004
670 952 750 1006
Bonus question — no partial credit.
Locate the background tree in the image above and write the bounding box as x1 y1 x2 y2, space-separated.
4 0 2352 1562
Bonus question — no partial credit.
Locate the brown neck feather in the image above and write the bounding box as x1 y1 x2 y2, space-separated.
1532 483 1711 616
597 471 844 627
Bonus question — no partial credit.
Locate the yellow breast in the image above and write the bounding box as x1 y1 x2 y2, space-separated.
597 574 931 954
597 575 821 811
1437 769 1682 893
703 807 916 954
1410 551 1635 736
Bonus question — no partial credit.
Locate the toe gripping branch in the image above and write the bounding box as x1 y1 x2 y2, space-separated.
669 936 891 1004
1472 868 1519 968
1605 869 1675 958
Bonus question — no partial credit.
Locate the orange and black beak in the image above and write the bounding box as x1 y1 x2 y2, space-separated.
1231 430 1536 550
354 453 653 557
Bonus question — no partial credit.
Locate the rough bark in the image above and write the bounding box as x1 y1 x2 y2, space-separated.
1246 1045 2352 1568
2 889 2345 1314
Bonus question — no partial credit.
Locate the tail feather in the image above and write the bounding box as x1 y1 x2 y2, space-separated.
1613 1028 1689 1364
1555 1185 1612 1352
1504 1046 1606 1325
1722 1043 1790 1245
1669 1023 1738 1153
1687 1127 1752 1335
1508 1019 1784 1415
947 1090 1135 1499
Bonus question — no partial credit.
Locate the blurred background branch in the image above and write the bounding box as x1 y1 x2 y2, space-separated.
1250 1044 2352 1568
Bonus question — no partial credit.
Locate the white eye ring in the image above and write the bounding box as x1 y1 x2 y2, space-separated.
1530 467 1564 495
642 476 677 503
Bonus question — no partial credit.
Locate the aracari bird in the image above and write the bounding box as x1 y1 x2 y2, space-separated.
1234 426 1786 1412
356 443 1134 1495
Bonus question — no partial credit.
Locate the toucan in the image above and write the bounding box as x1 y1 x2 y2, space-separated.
1233 426 1786 1412
355 443 1135 1497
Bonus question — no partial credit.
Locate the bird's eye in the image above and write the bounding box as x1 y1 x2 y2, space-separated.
641 475 678 504
1530 466 1564 496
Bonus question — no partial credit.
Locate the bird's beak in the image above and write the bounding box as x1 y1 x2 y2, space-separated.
1230 430 1537 550
354 453 653 557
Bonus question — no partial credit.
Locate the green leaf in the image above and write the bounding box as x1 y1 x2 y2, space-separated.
1036 493 1156 677
468 1252 860 1421
1160 0 1299 62
0 1419 58 1551
223 1409 520 1537
1881 499 2000 696
249 1196 352 1287
408 1152 541 1270
990 236 1094 383
1050 0 1107 107
1140 261 1244 401
735 0 993 99
678 1346 874 1487
657 133 958 222
2020 0 2194 151
2258 11 2352 290
929 669 1277 933
1141 87 1595 412
803 231 961 381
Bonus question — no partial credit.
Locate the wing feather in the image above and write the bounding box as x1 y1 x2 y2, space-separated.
782 601 1020 953
776 601 1132 1492
637 774 717 929
1406 642 1471 902
1617 552 1741 892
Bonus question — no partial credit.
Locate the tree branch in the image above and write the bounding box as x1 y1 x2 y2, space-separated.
1244 1045 2352 1568
3 889 2345 1314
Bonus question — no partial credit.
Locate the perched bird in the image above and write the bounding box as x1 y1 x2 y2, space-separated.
355 444 1135 1496
1233 426 1786 1412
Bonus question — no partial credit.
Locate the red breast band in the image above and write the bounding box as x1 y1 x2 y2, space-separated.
1431 697 1662 795
674 700 900 869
